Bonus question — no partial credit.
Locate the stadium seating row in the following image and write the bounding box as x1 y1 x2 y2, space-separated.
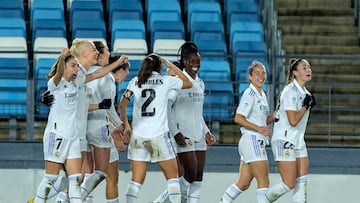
0 0 268 123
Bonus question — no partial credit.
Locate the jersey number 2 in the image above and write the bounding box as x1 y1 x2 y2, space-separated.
141 89 155 117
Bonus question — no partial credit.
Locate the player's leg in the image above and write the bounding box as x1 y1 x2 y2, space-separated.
34 161 63 203
220 161 253 203
266 139 296 202
64 157 82 203
158 157 181 203
106 160 119 203
249 160 270 203
187 150 206 203
293 147 309 203
125 160 147 203
81 126 111 200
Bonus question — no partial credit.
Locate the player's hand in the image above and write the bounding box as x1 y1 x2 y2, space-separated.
123 123 131 144
40 90 54 107
119 55 129 64
302 94 313 110
99 98 112 109
205 132 216 146
112 127 126 152
174 133 186 146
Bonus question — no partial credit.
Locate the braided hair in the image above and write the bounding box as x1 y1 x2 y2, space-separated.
178 41 199 70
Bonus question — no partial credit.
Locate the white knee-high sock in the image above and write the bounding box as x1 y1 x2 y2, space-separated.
125 181 142 203
256 188 269 203
106 197 119 203
167 178 181 203
188 181 202 203
34 174 58 203
266 182 291 202
153 189 169 203
293 175 308 203
55 191 69 203
179 176 190 199
68 173 82 203
220 183 242 203
81 170 106 200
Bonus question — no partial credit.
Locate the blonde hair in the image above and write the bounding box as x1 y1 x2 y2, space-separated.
70 39 91 58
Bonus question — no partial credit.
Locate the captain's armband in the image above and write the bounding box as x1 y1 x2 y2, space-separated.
123 89 134 101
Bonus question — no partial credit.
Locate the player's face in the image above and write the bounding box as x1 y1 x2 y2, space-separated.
84 42 99 67
294 60 312 83
184 53 201 76
64 58 79 82
98 45 110 66
249 65 266 90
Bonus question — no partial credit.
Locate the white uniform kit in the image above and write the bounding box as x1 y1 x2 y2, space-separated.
169 71 209 153
86 66 111 148
236 84 269 163
271 79 310 161
76 65 92 152
43 76 84 163
126 71 183 162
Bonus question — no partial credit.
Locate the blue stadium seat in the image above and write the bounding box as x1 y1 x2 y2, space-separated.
184 0 218 14
226 2 260 32
31 0 64 23
203 81 234 122
196 39 227 60
191 21 225 42
0 58 29 79
108 0 143 28
70 0 105 40
72 19 106 40
0 0 24 18
0 18 26 38
230 21 264 51
69 0 103 25
147 0 182 28
150 21 185 49
199 59 231 81
34 58 57 79
0 78 27 118
111 19 146 48
224 0 258 12
32 19 66 43
187 1 222 32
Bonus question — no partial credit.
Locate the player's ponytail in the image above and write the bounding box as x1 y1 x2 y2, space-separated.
137 53 161 88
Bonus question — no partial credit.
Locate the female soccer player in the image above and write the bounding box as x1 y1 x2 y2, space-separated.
34 49 83 203
169 41 216 202
264 58 315 203
119 53 192 203
219 61 275 203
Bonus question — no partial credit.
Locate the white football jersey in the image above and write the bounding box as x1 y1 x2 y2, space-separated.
127 71 183 138
272 79 310 149
168 71 209 141
236 83 270 137
86 66 112 132
106 73 122 128
75 65 91 139
45 77 80 140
